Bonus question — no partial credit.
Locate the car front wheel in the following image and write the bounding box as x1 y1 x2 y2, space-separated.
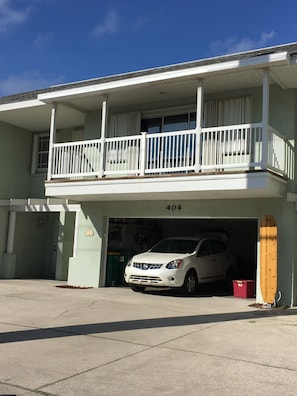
181 270 197 295
131 285 146 293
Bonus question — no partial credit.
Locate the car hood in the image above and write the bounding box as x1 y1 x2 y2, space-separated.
131 251 191 264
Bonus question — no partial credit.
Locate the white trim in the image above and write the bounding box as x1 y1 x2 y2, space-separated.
38 52 289 103
31 133 49 174
195 80 204 172
0 99 45 112
6 198 80 212
99 95 108 177
261 69 269 169
47 103 58 180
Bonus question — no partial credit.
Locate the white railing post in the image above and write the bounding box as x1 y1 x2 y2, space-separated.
99 95 108 177
47 102 58 180
140 132 147 175
195 79 204 172
261 68 269 169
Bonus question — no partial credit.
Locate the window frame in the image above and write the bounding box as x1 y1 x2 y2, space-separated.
31 133 50 174
141 111 196 134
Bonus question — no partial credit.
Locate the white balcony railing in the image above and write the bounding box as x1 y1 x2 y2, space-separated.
49 123 294 180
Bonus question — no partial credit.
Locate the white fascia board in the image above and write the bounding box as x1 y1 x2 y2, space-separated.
38 52 289 103
0 99 45 112
45 172 287 199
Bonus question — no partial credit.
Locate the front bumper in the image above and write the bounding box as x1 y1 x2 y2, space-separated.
124 267 184 288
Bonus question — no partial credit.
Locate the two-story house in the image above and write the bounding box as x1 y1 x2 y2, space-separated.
0 42 297 306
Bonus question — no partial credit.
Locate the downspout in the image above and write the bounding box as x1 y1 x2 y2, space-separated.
47 103 58 181
1 206 17 278
6 209 16 254
195 79 204 173
291 257 295 307
98 95 109 178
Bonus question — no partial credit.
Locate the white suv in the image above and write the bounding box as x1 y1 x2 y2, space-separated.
124 234 237 295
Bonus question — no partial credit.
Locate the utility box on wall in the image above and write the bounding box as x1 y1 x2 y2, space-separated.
233 280 255 298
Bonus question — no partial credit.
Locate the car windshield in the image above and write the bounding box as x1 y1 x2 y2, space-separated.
150 239 198 254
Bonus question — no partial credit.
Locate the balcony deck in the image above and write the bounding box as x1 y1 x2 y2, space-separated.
45 123 294 201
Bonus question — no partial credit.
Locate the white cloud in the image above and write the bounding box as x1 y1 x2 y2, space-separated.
258 31 276 46
33 31 54 49
209 31 277 56
0 71 64 95
131 15 148 31
90 8 119 38
0 0 31 33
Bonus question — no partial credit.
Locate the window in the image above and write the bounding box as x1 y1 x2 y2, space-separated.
197 240 212 257
150 238 198 254
141 112 196 133
210 240 226 254
141 117 162 134
141 97 251 132
141 112 196 166
32 134 49 174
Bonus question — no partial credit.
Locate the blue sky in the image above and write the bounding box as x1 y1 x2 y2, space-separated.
0 0 296 96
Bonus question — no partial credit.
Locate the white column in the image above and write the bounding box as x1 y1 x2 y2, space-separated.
139 132 147 176
47 102 58 181
99 95 109 177
195 79 204 172
6 210 16 254
262 68 270 169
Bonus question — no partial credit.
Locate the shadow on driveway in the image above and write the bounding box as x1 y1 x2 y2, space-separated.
1 307 296 344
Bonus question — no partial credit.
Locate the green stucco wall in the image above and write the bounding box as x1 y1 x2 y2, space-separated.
0 122 32 199
0 206 9 274
68 206 106 287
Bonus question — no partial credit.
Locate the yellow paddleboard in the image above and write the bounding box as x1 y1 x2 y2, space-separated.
260 214 277 304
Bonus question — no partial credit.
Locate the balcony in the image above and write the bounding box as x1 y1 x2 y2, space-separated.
45 123 294 201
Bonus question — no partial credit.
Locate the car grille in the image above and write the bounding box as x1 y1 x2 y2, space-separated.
130 275 162 284
133 262 163 270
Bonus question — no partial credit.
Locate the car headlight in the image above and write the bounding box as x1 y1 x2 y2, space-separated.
166 259 183 269
126 259 132 267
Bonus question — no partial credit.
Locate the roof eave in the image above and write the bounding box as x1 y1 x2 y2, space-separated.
38 51 290 104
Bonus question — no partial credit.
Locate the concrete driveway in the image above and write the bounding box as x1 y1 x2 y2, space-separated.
0 279 297 396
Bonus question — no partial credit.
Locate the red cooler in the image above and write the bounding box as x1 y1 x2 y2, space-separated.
233 280 255 298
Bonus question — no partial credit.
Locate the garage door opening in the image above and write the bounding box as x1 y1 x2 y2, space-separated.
106 218 257 293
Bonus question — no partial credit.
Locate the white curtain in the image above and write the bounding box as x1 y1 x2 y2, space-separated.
109 112 141 137
204 97 252 127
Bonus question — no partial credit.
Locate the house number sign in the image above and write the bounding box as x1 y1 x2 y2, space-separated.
85 229 94 236
166 204 182 211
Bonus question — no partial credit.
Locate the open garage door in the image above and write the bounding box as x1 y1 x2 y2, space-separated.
106 217 257 291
